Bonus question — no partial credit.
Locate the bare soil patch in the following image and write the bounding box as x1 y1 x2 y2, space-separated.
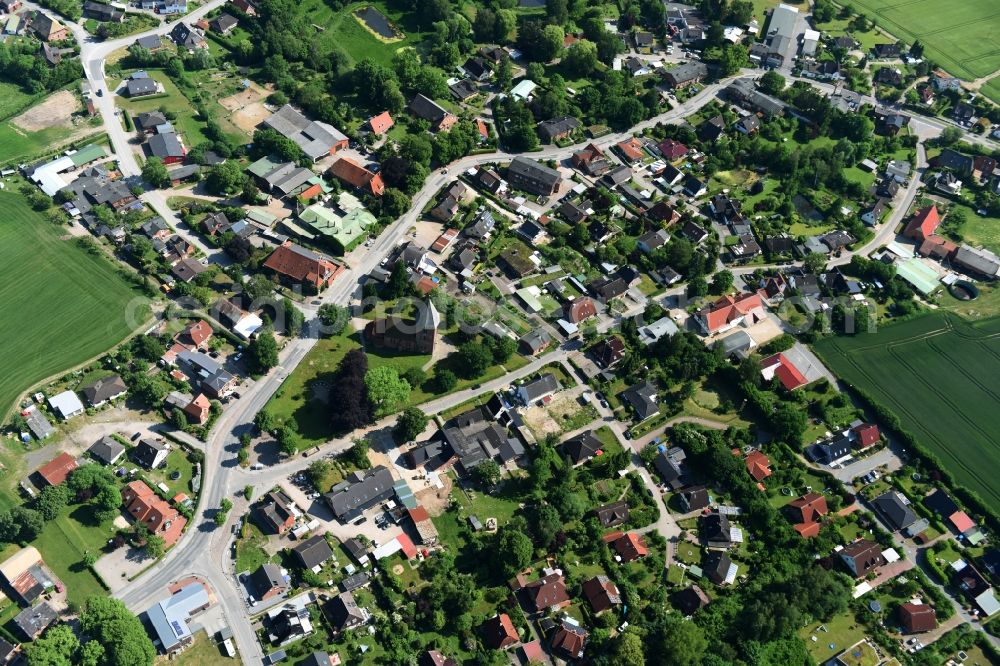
232 102 270 133
12 91 80 132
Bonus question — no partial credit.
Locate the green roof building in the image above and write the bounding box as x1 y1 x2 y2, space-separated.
298 193 375 254
69 144 106 167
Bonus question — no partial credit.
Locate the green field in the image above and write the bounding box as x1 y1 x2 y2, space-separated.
813 312 1000 505
0 84 80 167
297 0 434 67
844 0 1000 82
0 192 146 417
34 507 114 607
953 203 1000 255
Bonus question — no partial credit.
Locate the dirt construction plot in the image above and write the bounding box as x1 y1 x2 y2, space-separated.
11 91 80 131
220 83 272 134
521 391 582 438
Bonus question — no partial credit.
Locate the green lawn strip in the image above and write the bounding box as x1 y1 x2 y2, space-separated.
798 611 867 666
0 191 147 418
34 507 114 606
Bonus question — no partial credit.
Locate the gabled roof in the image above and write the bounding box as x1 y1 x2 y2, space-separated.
37 452 77 486
872 490 917 531
523 572 570 612
744 450 772 481
264 241 338 287
408 93 451 125
480 613 518 649
604 531 648 562
88 435 126 465
594 501 629 528
561 431 603 464
293 534 334 569
760 352 808 391
899 602 937 633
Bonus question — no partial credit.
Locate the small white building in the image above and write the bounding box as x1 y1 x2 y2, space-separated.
801 29 820 56
48 391 84 420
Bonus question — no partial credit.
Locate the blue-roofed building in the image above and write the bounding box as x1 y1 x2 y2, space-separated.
146 582 211 653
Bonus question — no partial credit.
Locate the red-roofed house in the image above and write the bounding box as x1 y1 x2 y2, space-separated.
949 511 976 534
264 241 341 290
476 118 489 142
786 492 829 536
745 450 772 482
519 641 545 664
480 613 518 649
604 531 649 562
175 319 213 349
697 292 766 335
658 139 689 161
551 621 588 660
36 452 78 487
368 111 394 135
523 572 571 613
397 533 418 559
183 394 211 424
760 353 809 391
564 297 597 324
616 137 646 163
328 157 385 196
899 602 937 633
852 423 880 448
903 206 941 242
122 480 187 547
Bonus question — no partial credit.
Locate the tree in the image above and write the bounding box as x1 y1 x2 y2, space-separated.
562 39 598 77
276 426 297 455
35 483 70 521
487 335 516 364
803 252 828 274
649 612 708 665
255 409 277 433
26 625 80 666
711 269 734 294
546 0 568 24
141 157 170 189
395 407 429 442
248 329 279 374
532 502 561 546
939 126 963 146
79 597 156 666
244 274 276 301
455 341 493 378
365 366 411 417
345 438 371 469
318 304 348 336
473 459 502 487
517 20 563 62
759 70 786 95
610 631 646 666
496 526 533 576
434 368 458 392
282 299 304 336
144 533 165 559
205 160 245 195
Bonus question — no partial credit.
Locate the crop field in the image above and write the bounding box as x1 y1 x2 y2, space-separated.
813 312 1000 506
0 192 145 417
846 0 1000 82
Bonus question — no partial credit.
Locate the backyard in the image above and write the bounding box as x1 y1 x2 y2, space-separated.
0 191 148 419
35 506 115 607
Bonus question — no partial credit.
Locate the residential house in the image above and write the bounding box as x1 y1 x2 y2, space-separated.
537 116 581 143
83 1 124 21
522 572 570 613
786 492 828 538
564 297 597 324
461 56 492 81
615 137 646 163
698 115 726 142
551 620 588 660
637 228 670 253
663 61 708 88
874 67 903 86
582 575 621 614
696 292 766 335
760 352 809 390
35 452 77 487
561 431 604 465
31 12 67 41
264 241 340 290
80 374 127 407
734 115 760 135
518 329 550 356
262 105 348 162
622 380 659 421
657 138 688 161
899 603 937 634
705 550 737 585
594 501 629 528
744 449 772 482
255 491 297 534
654 446 689 490
148 132 186 164
605 531 648 563
231 0 257 15
674 584 710 615
407 94 456 132
872 490 917 532
13 602 57 640
571 143 611 175
679 486 710 512
324 466 395 522
593 336 625 368
517 373 560 404
367 111 393 135
170 22 207 49
87 435 125 466
249 563 288 601
872 43 900 58
861 198 889 226
327 591 368 633
208 13 238 35
327 157 384 196
481 613 518 650
702 512 741 549
903 205 940 242
506 156 562 196
840 539 886 577
292 535 334 572
683 175 707 197
448 79 477 101
932 148 974 174
132 438 169 469
952 102 975 125
646 200 680 225
122 480 187 546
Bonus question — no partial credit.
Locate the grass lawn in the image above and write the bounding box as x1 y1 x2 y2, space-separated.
144 448 196 498
938 281 1000 320
952 203 1000 255
799 611 867 666
299 0 434 68
235 523 271 574
34 506 115 607
160 631 233 665
0 191 148 419
674 541 701 565
813 312 1000 506
116 70 212 148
